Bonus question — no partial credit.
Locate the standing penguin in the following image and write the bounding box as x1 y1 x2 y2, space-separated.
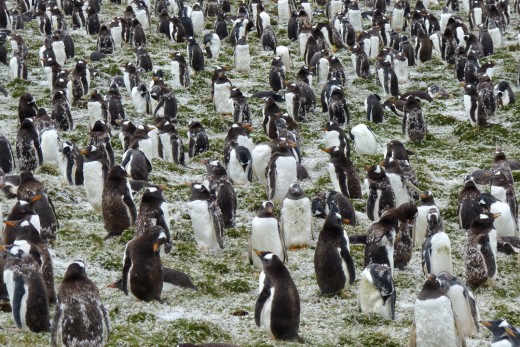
105 83 126 126
51 91 73 131
255 250 301 342
123 62 140 94
157 121 185 165
393 203 418 270
186 183 224 250
170 52 190 88
187 37 204 73
324 121 349 157
97 24 115 54
490 171 517 227
314 212 355 295
39 125 59 167
0 133 15 174
422 209 453 276
229 88 251 124
363 210 397 273
365 94 383 123
479 193 516 237
4 243 50 332
495 82 515 109
234 36 250 73
464 84 487 127
121 143 152 181
89 120 114 168
366 165 396 222
281 183 312 249
250 201 287 270
328 88 350 126
227 144 252 186
122 226 166 301
16 119 43 172
458 176 483 230
81 145 109 212
17 93 38 124
410 274 466 347
464 213 499 288
88 90 108 129
213 72 232 114
188 121 209 158
59 141 84 186
51 261 110 347
349 124 379 155
403 96 426 142
203 160 237 229
136 187 172 253
102 166 136 238
358 264 396 320
414 190 440 247
323 146 362 199
204 33 220 60
266 140 297 204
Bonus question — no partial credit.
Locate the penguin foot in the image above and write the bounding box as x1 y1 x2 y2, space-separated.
340 290 351 299
289 244 309 251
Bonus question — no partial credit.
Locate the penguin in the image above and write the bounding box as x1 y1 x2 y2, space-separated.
400 36 415 66
152 88 178 122
441 27 457 64
135 186 172 253
464 84 487 127
59 141 84 186
190 3 204 36
491 171 517 224
285 83 305 122
130 18 147 47
4 197 42 246
277 0 291 24
312 190 357 225
170 52 190 89
122 225 166 301
105 83 126 125
187 183 224 250
458 176 483 230
382 157 412 208
365 94 383 123
358 264 396 320
0 133 15 173
266 140 298 204
109 17 123 49
123 62 140 94
495 81 515 108
87 90 108 129
131 84 151 115
51 91 73 131
17 93 38 124
464 213 499 288
213 72 232 114
3 243 50 333
234 36 250 73
348 2 362 32
481 320 519 346
188 121 209 158
392 1 406 31
314 211 355 295
203 160 237 229
0 31 7 65
479 193 516 237
51 261 110 346
323 146 362 199
349 124 379 155
410 274 466 347
102 166 136 238
88 120 114 168
39 126 59 166
227 143 253 186
187 37 204 73
437 272 480 338
97 24 115 54
366 165 396 222
363 210 397 273
251 140 277 186
328 88 350 126
488 18 503 51
0 170 20 199
215 13 228 40
261 25 277 52
402 96 426 142
492 148 514 185
10 52 27 80
16 119 43 172
203 33 220 60
229 88 251 124
477 75 495 118
392 202 418 270
280 183 312 249
255 250 301 342
121 143 152 181
250 201 287 270
422 209 453 275
324 121 349 158
413 191 440 247
393 52 410 84
135 46 153 72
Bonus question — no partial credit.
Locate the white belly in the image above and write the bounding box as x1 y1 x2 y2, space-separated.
187 200 220 250
414 205 438 247
490 186 507 203
159 133 173 162
228 152 250 186
414 296 460 346
281 197 312 247
84 161 104 211
387 173 409 207
88 101 102 129
214 83 232 114
260 287 275 339
191 12 204 36
430 232 453 275
235 45 250 73
490 201 516 237
251 217 284 270
41 130 59 165
138 138 153 162
270 157 297 204
446 285 479 337
170 61 182 89
328 163 341 193
252 144 272 186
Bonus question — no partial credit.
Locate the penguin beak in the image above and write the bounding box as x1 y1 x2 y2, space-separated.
419 192 428 199
254 249 262 257
3 221 16 227
159 184 168 191
505 327 517 338
80 149 88 155
107 282 119 289
379 160 387 166
364 165 372 172
343 219 350 224
0 245 6 251
153 241 161 252
31 195 42 202
492 213 501 219
480 320 492 327
426 273 436 281
322 147 333 153
200 159 208 164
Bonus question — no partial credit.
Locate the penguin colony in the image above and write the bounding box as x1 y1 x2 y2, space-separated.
0 0 520 345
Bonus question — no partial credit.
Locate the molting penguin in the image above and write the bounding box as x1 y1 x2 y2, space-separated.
358 264 396 320
250 201 287 270
136 186 171 253
51 261 110 346
59 140 84 186
281 183 312 249
88 120 114 168
187 183 224 250
362 210 398 274
324 121 349 157
269 56 286 93
170 52 190 88
203 160 237 229
0 133 15 174
16 119 43 172
414 191 440 247
229 88 251 124
266 140 298 204
403 96 426 142
105 83 126 125
204 33 220 60
410 274 466 347
349 124 379 155
393 202 418 270
213 72 232 114
458 176 483 230
255 250 301 342
122 226 166 301
102 166 136 238
97 24 115 54
323 146 362 199
381 158 412 208
328 88 350 126
422 209 453 275
314 212 355 295
123 62 140 94
51 91 73 131
366 165 396 222
17 93 38 124
188 121 209 158
187 37 204 73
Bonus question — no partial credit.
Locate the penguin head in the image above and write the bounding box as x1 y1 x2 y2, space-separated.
254 250 282 268
419 190 434 202
426 208 441 226
64 260 88 280
108 165 129 180
287 183 303 197
142 186 166 204
481 320 514 338
419 273 441 295
261 201 274 214
19 170 36 183
322 146 341 158
324 211 349 230
189 183 211 200
470 212 500 231
145 225 167 253
203 160 226 176
60 140 74 155
491 171 508 186
366 164 386 179
8 239 31 258
478 193 495 211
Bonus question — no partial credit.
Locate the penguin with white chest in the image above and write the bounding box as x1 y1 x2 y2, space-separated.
250 201 287 270
365 165 396 222
266 140 297 205
136 187 172 254
170 52 190 89
422 209 453 276
213 72 232 114
414 191 440 247
479 193 516 237
187 183 224 250
40 125 59 166
365 94 383 123
227 144 252 186
349 124 379 155
188 121 209 158
102 166 136 238
362 210 397 273
495 81 515 108
234 36 250 73
323 146 362 199
358 264 396 320
51 261 110 346
255 250 301 342
324 121 349 157
314 212 355 295
80 145 109 212
203 160 237 229
121 143 152 181
203 33 220 60
281 183 312 249
59 140 84 186
131 84 151 114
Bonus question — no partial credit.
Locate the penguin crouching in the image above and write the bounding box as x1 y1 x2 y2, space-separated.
358 264 396 320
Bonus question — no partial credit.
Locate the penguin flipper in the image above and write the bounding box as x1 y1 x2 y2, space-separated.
464 289 480 333
48 196 60 230
422 239 432 275
336 168 349 198
145 156 152 173
157 215 172 254
122 191 137 224
254 282 272 327
122 243 132 295
209 201 225 249
66 155 74 185
278 221 288 264
480 241 496 278
340 238 356 284
12 275 25 329
267 163 276 200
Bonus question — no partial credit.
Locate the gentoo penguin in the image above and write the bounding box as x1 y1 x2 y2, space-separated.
51 91 73 131
190 3 204 36
464 213 499 288
314 212 355 295
39 125 59 166
442 27 457 64
229 88 251 124
403 96 426 142
362 210 398 273
136 186 171 253
495 81 515 108
227 143 252 186
252 140 276 186
88 120 114 168
477 75 496 118
3 196 41 245
410 274 466 347
80 145 108 212
349 124 379 155
131 84 151 114
393 52 410 83
10 51 27 80
123 62 140 94
381 158 412 208
136 46 153 72
255 250 301 342
129 125 153 162
324 121 349 157
234 36 250 73
215 13 228 40
121 143 152 181
261 26 277 52
351 44 370 79
479 193 516 237
51 261 110 346
188 121 209 158
97 24 115 54
437 272 480 338
416 28 433 62
187 183 224 250
414 191 440 247
464 84 487 127
102 166 136 238
170 52 190 88
152 88 178 122
3 243 50 332
105 83 126 125
203 33 220 60
187 37 204 73
328 88 350 126
59 141 84 186
16 119 42 172
0 133 15 173
323 146 362 199
203 160 237 229
458 176 483 230
481 320 519 346
490 171 517 226
312 190 357 226
269 57 285 93
157 120 185 165
366 165 396 222
88 90 108 129
266 140 297 204
250 201 287 270
122 226 166 301
281 183 312 249
358 264 396 320
422 209 453 275
393 203 418 269
17 93 38 124
365 94 383 123
213 72 232 114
